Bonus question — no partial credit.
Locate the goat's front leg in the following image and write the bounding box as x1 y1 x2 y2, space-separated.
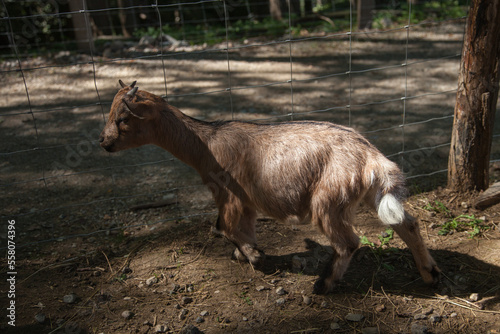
216 205 264 266
392 213 441 285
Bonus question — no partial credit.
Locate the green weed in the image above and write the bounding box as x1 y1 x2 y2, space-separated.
438 215 490 238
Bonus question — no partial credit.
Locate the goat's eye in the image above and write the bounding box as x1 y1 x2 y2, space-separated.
118 117 128 124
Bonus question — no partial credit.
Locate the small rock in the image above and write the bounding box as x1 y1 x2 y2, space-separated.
242 316 248 321
302 295 312 305
187 284 194 293
469 293 479 302
429 314 441 323
276 298 286 305
330 322 341 330
154 324 168 333
276 287 286 295
178 308 188 320
256 285 268 292
35 313 46 324
63 293 78 304
414 314 427 320
375 304 386 312
143 320 153 326
410 323 429 334
167 283 180 294
121 310 133 319
362 327 379 334
146 276 158 286
450 312 458 318
346 313 364 322
195 316 204 323
182 296 193 305
200 310 209 317
320 301 329 308
179 324 203 334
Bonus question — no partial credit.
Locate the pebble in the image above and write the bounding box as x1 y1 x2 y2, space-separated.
178 309 188 320
154 324 168 333
121 310 133 319
375 304 386 312
256 285 268 292
63 293 78 304
35 313 46 323
276 298 286 305
330 322 341 330
242 316 248 321
276 287 286 295
469 293 479 302
320 301 329 308
346 313 364 322
450 312 458 318
195 316 204 323
167 283 180 294
410 323 429 334
182 296 193 305
179 324 203 334
302 295 312 305
362 327 379 334
146 276 158 286
200 310 209 317
429 314 441 323
414 314 427 320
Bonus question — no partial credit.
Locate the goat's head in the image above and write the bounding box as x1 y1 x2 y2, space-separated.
99 80 164 152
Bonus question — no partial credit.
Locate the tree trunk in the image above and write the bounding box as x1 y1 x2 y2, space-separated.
357 0 375 30
270 0 282 20
448 0 500 192
68 0 93 52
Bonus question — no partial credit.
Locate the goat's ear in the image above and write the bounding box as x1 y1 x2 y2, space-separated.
118 80 137 89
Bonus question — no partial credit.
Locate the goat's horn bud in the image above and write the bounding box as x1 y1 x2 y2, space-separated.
127 86 138 97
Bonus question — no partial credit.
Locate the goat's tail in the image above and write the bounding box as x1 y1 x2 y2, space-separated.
369 159 407 226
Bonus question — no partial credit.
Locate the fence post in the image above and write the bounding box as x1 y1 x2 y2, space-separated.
68 0 94 52
447 0 500 193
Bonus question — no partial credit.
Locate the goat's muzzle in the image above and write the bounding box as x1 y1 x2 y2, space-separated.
99 135 115 152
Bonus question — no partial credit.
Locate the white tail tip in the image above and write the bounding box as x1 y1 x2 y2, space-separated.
378 193 405 225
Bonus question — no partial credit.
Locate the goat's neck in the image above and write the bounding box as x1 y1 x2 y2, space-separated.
153 105 214 173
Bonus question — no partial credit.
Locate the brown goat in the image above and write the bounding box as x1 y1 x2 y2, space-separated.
99 80 440 294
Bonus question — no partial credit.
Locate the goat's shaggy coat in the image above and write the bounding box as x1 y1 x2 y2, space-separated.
99 81 440 293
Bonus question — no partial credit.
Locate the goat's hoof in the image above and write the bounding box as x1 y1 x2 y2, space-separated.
249 249 266 267
312 278 336 295
428 265 441 286
312 279 327 295
232 248 248 262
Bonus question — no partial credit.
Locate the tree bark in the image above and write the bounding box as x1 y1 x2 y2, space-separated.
68 0 93 52
270 0 282 21
448 0 500 192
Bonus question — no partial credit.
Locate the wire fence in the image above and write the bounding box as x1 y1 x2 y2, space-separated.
1 0 499 253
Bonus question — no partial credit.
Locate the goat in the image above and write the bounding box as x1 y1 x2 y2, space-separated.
99 80 440 294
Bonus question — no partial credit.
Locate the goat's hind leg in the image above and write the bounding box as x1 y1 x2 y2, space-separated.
392 212 440 285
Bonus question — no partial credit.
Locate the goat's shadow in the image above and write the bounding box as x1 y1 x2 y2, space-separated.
253 238 500 303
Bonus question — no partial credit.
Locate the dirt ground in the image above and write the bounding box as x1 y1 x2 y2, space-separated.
1 22 500 333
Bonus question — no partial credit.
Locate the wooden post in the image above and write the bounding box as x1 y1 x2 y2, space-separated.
448 0 500 193
68 0 93 52
357 0 375 30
